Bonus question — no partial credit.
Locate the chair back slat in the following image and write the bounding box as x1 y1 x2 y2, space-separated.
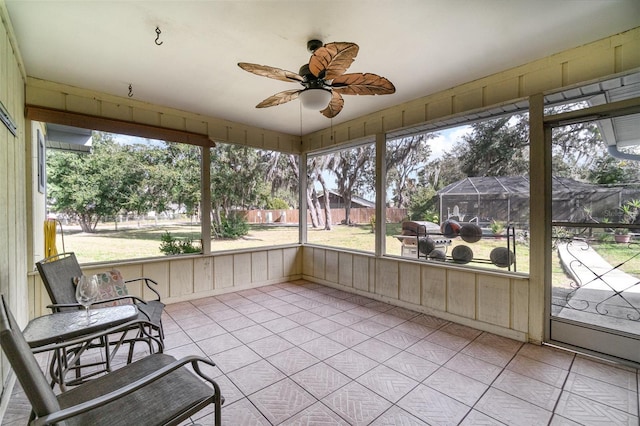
36 252 83 310
0 295 61 417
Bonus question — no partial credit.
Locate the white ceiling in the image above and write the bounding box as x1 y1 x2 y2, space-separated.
4 0 640 136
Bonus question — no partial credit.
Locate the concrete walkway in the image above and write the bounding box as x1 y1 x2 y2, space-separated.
556 240 640 334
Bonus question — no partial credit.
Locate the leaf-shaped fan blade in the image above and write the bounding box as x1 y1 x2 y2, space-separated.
309 42 359 80
256 89 301 108
238 63 304 83
331 73 396 96
320 91 345 118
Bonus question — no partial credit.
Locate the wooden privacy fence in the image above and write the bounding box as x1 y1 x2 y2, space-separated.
240 208 408 225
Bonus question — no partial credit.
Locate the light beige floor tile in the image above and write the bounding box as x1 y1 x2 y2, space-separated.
211 344 262 374
444 352 503 385
283 401 351 425
279 325 323 345
493 370 562 411
461 341 518 367
555 391 639 425
290 362 351 399
476 388 552 426
564 372 638 414
571 356 637 390
460 410 507 425
226 359 286 395
506 353 569 387
383 350 440 382
325 326 370 347
322 381 392 426
299 335 348 360
375 328 421 349
353 338 402 363
267 346 320 376
248 378 316 424
406 339 457 365
356 364 419 403
246 334 295 358
425 330 473 351
370 405 429 425
325 349 379 379
397 383 470 425
219 397 270 425
424 367 489 406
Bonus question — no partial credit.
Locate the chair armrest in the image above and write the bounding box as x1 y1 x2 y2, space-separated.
31 355 222 426
124 277 162 301
90 295 148 307
46 303 82 313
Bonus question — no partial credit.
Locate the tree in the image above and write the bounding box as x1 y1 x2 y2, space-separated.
210 143 270 237
328 145 375 224
457 116 529 177
307 154 333 229
386 134 433 208
47 132 143 232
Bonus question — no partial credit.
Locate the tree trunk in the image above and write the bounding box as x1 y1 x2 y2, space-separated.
318 174 332 230
307 189 319 228
312 188 324 227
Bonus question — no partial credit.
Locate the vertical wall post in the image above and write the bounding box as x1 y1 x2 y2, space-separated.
375 133 386 257
528 93 549 343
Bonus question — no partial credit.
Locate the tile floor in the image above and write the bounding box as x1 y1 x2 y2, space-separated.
3 280 640 425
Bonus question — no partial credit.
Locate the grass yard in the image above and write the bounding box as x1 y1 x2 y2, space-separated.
57 220 531 273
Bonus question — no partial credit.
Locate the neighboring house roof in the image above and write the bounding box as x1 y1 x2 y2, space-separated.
317 190 375 208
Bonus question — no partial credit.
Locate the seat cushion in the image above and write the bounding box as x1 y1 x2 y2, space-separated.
74 270 130 307
56 354 214 426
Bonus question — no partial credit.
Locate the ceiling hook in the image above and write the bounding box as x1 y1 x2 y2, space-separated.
128 84 133 98
155 26 163 45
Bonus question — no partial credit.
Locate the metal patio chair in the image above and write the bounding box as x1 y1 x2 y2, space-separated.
35 252 165 384
0 294 223 426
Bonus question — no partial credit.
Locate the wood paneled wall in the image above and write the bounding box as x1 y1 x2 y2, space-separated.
0 2 27 412
27 247 302 317
302 246 529 341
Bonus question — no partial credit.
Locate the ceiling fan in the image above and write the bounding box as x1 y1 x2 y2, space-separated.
238 40 395 118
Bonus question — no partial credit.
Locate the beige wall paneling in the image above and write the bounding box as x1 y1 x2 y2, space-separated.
375 258 399 299
283 247 301 276
421 265 447 311
324 250 338 284
511 278 529 334
267 249 284 281
169 258 194 297
398 261 420 304
312 247 326 280
214 255 234 289
24 78 301 154
251 251 268 283
141 261 170 300
476 274 511 328
232 252 252 286
193 256 214 293
338 252 353 287
301 246 313 279
65 93 99 116
446 270 476 319
352 254 369 292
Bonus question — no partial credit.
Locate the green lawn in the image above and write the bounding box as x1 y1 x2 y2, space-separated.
57 220 531 273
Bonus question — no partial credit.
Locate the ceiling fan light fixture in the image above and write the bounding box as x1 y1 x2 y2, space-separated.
299 88 332 110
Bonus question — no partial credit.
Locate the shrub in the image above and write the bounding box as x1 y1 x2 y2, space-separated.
219 212 249 239
159 231 201 255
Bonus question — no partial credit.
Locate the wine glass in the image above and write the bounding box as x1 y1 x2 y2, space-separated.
75 275 99 325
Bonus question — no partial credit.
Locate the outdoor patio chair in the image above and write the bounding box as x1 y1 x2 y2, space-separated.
35 252 165 380
0 294 223 426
